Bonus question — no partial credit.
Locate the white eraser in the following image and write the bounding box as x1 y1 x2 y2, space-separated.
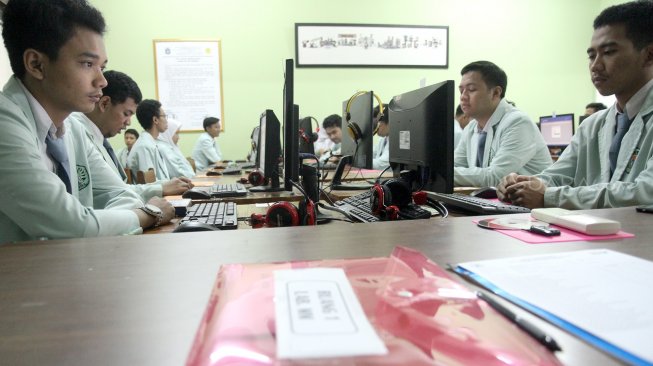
531 208 621 235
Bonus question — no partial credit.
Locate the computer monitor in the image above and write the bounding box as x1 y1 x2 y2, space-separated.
283 59 299 191
388 80 455 194
250 110 283 192
539 114 575 147
298 116 316 155
331 91 375 190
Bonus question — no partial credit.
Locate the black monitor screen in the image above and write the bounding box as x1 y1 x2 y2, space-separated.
389 80 455 193
539 114 575 147
250 110 283 192
341 91 374 169
283 59 299 191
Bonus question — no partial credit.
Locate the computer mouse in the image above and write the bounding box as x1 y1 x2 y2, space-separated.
182 188 212 200
173 221 221 233
206 170 222 176
471 186 498 199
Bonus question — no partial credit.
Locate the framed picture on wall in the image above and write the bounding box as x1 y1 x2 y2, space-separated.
295 23 448 68
153 39 225 132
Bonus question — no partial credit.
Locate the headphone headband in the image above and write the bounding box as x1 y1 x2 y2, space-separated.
345 91 384 122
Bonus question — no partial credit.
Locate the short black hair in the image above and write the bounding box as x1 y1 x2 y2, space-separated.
322 114 342 129
203 117 220 131
136 99 162 130
103 70 142 105
2 0 106 80
455 104 464 117
586 102 608 111
124 128 139 139
594 1 653 50
373 104 389 124
461 60 508 98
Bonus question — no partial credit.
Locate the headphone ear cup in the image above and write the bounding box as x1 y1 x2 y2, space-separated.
385 179 412 207
309 132 318 143
299 198 317 225
248 170 265 186
370 184 385 215
347 122 363 142
265 202 299 227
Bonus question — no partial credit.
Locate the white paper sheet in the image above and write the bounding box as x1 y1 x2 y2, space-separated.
458 249 653 364
274 268 388 359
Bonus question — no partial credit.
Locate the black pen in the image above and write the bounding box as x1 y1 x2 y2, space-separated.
476 291 562 353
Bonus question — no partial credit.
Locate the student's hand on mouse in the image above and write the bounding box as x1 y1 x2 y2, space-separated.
147 196 175 224
162 177 193 195
501 174 547 209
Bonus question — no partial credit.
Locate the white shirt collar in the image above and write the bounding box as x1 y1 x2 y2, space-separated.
76 112 104 142
16 79 65 140
623 78 653 119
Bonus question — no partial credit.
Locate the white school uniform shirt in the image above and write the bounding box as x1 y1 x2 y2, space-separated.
117 147 129 168
538 78 653 209
192 132 222 171
71 112 164 201
127 130 171 181
454 99 552 187
372 136 389 170
0 77 142 244
156 138 196 178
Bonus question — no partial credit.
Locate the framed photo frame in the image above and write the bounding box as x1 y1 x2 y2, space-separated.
295 23 448 68
153 39 225 132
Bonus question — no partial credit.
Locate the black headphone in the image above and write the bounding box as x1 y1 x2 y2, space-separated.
370 178 412 221
299 116 319 144
345 91 385 142
250 181 317 228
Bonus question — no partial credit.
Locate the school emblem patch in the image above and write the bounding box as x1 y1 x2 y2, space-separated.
77 165 90 190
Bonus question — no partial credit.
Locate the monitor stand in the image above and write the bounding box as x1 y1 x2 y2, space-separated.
301 163 332 224
330 155 373 191
248 175 285 192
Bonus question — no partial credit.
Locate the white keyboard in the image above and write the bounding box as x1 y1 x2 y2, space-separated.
530 208 621 235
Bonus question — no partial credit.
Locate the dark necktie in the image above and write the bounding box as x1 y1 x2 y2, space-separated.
609 112 631 176
45 135 72 194
103 138 127 180
476 131 488 167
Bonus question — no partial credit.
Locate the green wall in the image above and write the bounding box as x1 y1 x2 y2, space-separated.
92 0 613 159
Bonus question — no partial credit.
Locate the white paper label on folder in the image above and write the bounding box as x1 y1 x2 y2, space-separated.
274 268 388 359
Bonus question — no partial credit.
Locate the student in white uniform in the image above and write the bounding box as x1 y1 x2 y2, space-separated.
454 61 552 187
498 1 653 209
0 0 174 243
318 114 342 164
372 104 390 170
192 117 222 171
454 104 470 148
72 70 192 200
118 128 138 168
127 99 171 180
157 118 196 178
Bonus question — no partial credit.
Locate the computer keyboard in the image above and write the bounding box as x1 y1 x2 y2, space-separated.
334 191 433 222
221 166 242 175
180 201 238 230
210 183 248 197
238 163 256 169
427 192 531 215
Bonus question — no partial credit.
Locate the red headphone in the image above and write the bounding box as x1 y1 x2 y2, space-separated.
370 178 412 221
299 116 320 144
250 181 317 228
247 169 265 186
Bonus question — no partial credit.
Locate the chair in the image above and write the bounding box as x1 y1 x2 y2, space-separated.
124 168 133 184
136 169 156 184
187 157 196 173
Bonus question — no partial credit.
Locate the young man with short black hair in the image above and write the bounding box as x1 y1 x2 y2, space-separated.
192 116 223 171
499 1 653 209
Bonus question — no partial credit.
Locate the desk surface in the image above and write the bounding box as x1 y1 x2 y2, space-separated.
0 207 649 365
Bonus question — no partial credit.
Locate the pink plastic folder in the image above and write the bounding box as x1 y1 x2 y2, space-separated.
186 247 561 365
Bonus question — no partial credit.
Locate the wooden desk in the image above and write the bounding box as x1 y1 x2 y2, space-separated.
0 207 649 365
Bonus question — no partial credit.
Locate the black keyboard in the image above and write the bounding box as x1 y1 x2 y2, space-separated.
221 166 242 175
427 192 531 215
334 191 379 223
238 163 256 169
180 201 238 230
210 183 247 197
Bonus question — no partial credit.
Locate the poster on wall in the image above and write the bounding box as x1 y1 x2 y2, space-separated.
153 40 224 131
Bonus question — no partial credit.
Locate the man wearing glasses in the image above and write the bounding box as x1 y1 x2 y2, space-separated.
127 99 172 180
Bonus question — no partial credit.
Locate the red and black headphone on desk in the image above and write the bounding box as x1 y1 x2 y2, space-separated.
249 180 317 228
299 116 320 145
344 91 385 143
369 177 448 220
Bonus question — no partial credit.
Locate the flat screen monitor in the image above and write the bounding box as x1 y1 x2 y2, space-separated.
283 59 299 191
539 114 575 147
388 80 455 194
331 91 375 190
250 109 283 192
298 116 316 154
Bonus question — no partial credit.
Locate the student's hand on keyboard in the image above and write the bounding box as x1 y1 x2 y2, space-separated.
498 173 547 209
162 177 194 196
